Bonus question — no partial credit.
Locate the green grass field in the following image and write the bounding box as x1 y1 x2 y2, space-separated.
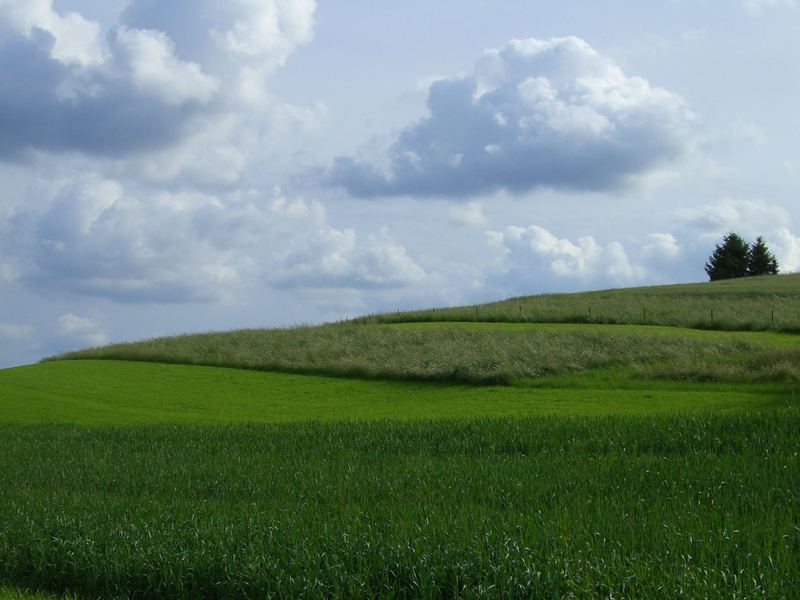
1 415 798 598
2 275 799 598
0 360 795 425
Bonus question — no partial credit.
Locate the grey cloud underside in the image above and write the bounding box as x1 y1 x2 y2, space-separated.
0 28 203 159
328 37 694 198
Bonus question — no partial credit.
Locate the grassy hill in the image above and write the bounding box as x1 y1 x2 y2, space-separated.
2 275 799 599
51 275 800 385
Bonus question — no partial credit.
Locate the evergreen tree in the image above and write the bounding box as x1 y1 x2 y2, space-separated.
746 236 779 276
705 232 750 281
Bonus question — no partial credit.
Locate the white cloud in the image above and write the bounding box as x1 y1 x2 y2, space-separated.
274 228 426 289
57 313 108 346
111 26 219 106
772 229 800 272
329 36 695 198
4 181 297 303
484 225 645 294
678 198 790 241
211 0 316 68
0 0 106 66
0 0 318 172
121 0 316 104
1 175 427 302
643 233 681 260
449 201 486 227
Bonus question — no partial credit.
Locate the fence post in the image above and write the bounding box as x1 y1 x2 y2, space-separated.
588 306 592 320
643 307 646 321
772 310 775 327
710 308 714 324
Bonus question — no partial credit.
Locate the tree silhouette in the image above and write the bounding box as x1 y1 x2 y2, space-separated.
705 232 750 281
746 236 779 276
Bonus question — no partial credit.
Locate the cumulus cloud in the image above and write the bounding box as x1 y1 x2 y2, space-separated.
1 176 425 302
485 225 646 294
328 36 695 198
0 0 316 161
120 0 316 103
0 4 212 158
0 0 105 66
5 181 298 303
643 233 680 260
111 26 219 107
273 228 426 289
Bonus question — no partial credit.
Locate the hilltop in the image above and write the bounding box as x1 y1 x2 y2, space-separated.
364 272 800 330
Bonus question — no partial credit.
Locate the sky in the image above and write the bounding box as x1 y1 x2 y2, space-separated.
1 0 799 367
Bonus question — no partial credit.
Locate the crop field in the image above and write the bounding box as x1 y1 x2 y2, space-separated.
1 276 799 598
1 414 799 598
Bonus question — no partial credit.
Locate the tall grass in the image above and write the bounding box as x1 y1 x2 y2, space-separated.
1 413 798 598
52 324 800 385
365 273 800 331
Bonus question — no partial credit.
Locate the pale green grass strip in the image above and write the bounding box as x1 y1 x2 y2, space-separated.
390 321 800 346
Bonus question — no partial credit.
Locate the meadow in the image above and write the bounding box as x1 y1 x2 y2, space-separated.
1 275 799 598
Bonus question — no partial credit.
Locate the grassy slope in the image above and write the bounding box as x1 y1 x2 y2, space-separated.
3 276 799 598
369 272 800 331
51 322 800 385
1 360 793 425
50 275 800 386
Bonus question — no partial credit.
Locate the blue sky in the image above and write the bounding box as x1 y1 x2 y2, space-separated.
1 0 799 366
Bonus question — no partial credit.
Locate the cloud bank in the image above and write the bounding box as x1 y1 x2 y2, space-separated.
0 0 317 160
1 180 426 303
485 225 647 294
329 36 695 198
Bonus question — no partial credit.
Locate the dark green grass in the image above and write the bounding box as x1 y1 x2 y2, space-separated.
367 273 800 331
51 323 800 386
1 414 798 599
2 361 793 425
0 589 62 600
